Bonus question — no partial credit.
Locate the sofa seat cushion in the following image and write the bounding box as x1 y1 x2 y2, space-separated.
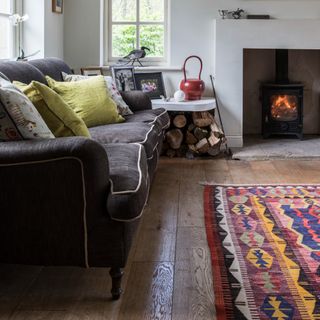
89 122 159 159
105 143 148 221
124 108 170 134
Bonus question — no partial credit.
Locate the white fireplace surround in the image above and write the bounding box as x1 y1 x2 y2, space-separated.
214 19 320 147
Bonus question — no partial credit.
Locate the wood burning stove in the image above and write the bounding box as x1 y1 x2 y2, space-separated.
261 50 304 139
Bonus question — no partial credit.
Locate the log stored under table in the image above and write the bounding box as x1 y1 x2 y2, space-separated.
152 98 224 158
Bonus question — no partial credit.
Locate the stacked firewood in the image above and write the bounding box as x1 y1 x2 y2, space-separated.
162 111 226 158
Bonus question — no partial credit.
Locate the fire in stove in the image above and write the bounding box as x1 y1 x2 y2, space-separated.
261 49 303 139
270 94 298 121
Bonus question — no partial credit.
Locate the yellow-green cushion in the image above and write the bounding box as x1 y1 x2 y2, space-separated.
14 81 91 138
46 75 124 127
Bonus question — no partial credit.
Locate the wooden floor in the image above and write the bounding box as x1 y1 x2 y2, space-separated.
1 158 320 320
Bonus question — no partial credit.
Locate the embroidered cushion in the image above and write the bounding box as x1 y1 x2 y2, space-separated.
0 78 54 140
61 72 133 116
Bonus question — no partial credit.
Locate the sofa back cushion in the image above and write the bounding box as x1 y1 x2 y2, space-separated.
46 75 125 128
0 78 54 140
0 61 47 84
28 58 73 81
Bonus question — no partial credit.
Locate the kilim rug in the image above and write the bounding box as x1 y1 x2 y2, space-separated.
204 184 320 320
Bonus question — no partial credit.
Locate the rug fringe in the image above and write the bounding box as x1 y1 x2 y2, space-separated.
199 181 320 187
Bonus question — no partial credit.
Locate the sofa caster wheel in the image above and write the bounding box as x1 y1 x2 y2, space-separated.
110 267 124 300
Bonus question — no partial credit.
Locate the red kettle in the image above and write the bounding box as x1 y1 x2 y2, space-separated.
180 55 205 101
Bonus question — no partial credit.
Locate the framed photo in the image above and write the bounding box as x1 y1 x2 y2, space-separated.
80 67 103 76
111 66 136 92
52 0 63 14
134 72 166 99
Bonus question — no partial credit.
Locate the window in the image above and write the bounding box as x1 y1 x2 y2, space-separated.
0 0 15 59
108 0 168 63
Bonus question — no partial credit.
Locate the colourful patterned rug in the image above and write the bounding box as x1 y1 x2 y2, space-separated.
204 185 320 320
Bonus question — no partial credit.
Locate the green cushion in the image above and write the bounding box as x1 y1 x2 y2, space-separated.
46 75 124 127
14 81 91 138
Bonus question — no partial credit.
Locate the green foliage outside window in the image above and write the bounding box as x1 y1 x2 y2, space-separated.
112 25 164 58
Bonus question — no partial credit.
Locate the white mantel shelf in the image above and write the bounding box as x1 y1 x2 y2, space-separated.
214 19 320 147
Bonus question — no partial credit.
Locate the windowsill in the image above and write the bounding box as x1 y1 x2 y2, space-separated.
102 65 182 72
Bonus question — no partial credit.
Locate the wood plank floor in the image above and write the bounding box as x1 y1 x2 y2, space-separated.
2 158 320 320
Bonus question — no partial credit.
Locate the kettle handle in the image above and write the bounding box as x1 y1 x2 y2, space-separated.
183 55 203 81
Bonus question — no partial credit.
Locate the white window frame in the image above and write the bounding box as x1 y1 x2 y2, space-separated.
105 0 169 65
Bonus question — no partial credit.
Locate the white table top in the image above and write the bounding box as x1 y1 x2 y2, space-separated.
151 97 216 112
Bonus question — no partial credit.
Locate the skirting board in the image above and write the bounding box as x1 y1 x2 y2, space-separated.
226 135 243 148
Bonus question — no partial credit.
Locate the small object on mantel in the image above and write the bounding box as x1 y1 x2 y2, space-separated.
247 14 270 20
218 10 229 20
230 8 244 20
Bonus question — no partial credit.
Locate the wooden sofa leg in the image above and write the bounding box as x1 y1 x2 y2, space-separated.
109 267 124 300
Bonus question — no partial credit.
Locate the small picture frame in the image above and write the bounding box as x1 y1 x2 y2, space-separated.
111 66 136 92
134 72 166 99
52 0 63 14
80 67 103 77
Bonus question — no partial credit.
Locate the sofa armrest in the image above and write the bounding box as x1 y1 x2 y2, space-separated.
0 137 110 267
120 90 152 112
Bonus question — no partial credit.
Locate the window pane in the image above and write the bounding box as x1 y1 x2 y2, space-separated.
112 25 136 57
140 0 164 22
0 0 11 14
0 16 11 59
140 25 164 57
112 0 136 22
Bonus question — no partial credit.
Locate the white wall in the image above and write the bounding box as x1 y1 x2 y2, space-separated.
44 0 64 58
64 0 100 68
63 0 320 96
23 0 63 60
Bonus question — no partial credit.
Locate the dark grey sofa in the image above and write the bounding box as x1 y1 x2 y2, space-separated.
0 58 170 300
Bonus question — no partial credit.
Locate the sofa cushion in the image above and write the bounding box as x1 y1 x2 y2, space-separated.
46 76 124 127
124 108 170 134
0 61 47 84
89 122 159 159
62 72 134 117
0 78 54 140
13 81 91 138
105 143 148 221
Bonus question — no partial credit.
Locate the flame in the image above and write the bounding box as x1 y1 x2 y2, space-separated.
270 95 298 121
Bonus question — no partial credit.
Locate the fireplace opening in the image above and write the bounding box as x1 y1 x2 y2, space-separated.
261 49 304 139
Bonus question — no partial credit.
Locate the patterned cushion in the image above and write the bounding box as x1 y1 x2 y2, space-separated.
105 143 149 221
0 99 23 141
61 72 133 116
0 78 54 141
89 122 159 159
